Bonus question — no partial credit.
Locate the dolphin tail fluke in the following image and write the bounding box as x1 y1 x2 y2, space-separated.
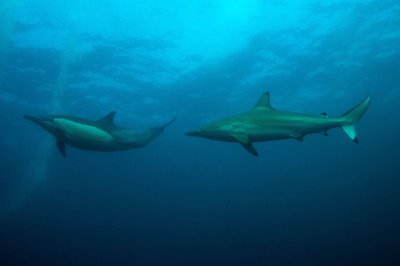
147 117 176 140
163 117 176 129
340 96 370 143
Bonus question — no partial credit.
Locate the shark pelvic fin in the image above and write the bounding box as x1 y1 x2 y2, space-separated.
290 133 304 142
231 133 258 156
254 91 275 111
56 139 66 157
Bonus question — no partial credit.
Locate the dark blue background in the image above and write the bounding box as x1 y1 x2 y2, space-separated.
1 0 400 265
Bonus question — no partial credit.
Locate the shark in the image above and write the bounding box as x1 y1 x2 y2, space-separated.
25 111 175 157
186 91 370 156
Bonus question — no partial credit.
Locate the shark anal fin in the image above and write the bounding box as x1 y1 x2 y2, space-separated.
57 139 66 157
231 133 258 156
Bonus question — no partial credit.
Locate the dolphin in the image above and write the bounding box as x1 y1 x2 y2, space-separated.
24 111 175 157
186 91 370 156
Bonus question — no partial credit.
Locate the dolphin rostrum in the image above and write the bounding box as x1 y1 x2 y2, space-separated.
186 91 370 156
25 111 175 157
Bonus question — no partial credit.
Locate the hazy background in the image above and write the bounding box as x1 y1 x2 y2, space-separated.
1 0 399 265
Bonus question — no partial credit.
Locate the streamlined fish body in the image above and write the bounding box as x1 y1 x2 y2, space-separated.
186 92 370 156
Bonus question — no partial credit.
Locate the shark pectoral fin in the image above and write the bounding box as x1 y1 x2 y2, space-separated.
231 133 258 156
240 142 258 156
56 139 66 157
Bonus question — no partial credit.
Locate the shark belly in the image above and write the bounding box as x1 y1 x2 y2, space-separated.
246 118 341 142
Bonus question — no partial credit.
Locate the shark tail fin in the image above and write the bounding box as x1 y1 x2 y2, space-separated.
340 96 370 143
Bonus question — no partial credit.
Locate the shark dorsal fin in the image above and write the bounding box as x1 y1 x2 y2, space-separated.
254 91 275 110
97 111 116 128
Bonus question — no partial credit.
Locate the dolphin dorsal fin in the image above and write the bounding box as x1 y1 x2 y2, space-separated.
254 91 275 110
97 111 116 128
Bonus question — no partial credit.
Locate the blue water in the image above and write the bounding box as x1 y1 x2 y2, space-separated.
1 0 400 265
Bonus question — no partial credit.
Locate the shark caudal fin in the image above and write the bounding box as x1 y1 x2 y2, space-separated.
340 96 370 143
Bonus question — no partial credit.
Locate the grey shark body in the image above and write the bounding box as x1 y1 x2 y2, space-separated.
25 111 175 157
186 92 370 156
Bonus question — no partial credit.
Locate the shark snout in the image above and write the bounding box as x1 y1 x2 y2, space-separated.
185 127 207 137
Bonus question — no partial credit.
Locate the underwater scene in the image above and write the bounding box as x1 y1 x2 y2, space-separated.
1 0 399 265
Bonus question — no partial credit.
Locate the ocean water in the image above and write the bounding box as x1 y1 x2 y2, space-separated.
1 0 399 265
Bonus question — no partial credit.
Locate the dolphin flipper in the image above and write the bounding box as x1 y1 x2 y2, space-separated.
56 139 66 157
